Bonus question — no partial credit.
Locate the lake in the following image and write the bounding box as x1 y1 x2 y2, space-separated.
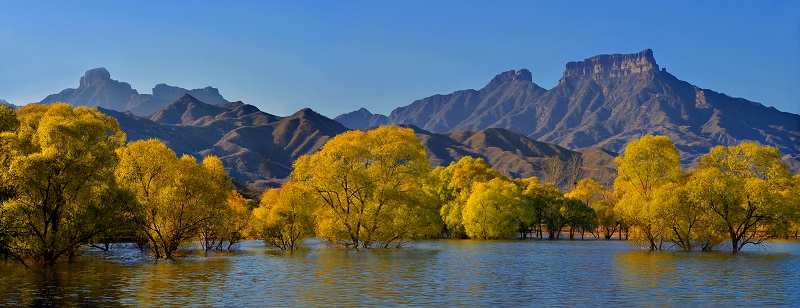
1 239 799 306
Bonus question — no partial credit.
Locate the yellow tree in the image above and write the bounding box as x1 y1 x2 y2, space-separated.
220 190 253 250
0 103 130 265
252 182 314 250
613 135 681 250
116 139 230 258
433 156 502 238
694 142 793 252
784 175 800 238
462 178 525 239
292 126 438 248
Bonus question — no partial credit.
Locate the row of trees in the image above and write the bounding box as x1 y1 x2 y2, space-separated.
250 126 606 249
254 127 799 253
0 104 251 264
1 103 797 263
614 136 800 252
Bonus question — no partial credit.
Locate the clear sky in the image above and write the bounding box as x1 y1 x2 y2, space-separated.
1 1 798 118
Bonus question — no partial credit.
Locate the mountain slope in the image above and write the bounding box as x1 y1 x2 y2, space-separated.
100 98 348 190
0 99 14 109
407 125 616 186
337 49 800 166
40 68 229 116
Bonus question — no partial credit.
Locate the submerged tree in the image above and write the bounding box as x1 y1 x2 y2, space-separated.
614 135 682 250
693 142 793 252
566 178 615 239
115 139 230 258
252 182 313 250
433 156 502 238
0 103 131 265
292 126 439 248
462 178 525 239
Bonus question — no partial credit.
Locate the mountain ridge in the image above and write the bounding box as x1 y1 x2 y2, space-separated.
336 49 800 168
40 68 229 116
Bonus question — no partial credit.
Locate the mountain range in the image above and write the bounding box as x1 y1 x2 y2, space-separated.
31 49 800 191
336 49 800 166
40 68 229 116
99 94 615 191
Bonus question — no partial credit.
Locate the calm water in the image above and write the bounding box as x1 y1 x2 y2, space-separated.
1 239 799 306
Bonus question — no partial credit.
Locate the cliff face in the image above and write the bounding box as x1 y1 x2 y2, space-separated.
336 49 800 168
560 49 659 81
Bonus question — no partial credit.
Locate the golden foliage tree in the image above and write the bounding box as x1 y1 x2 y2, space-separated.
614 135 681 250
462 178 525 239
0 103 130 265
433 156 502 238
693 142 793 252
115 139 230 258
292 126 438 248
252 182 313 250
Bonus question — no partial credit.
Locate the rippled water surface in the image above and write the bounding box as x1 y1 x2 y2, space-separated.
1 239 799 306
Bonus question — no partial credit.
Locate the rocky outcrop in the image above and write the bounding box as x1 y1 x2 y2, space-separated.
40 68 229 116
560 49 659 82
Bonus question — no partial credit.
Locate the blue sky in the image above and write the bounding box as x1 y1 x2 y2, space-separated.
1 1 798 117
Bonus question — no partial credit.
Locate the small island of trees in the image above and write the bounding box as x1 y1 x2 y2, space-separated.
0 104 798 266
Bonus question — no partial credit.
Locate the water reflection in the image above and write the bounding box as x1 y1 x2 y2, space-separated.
614 247 800 306
0 240 798 306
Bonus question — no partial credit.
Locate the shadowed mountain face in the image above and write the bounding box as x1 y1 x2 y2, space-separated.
338 49 800 167
100 95 348 190
100 94 617 190
408 125 616 187
40 68 229 116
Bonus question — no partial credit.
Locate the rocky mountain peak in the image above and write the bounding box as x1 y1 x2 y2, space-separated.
560 49 659 82
485 69 533 90
79 68 113 87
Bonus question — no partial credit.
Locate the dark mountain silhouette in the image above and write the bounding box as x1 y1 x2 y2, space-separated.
100 95 348 190
337 49 800 168
40 68 229 116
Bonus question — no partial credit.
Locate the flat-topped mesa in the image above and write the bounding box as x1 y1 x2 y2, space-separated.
483 69 533 91
560 49 659 82
79 68 113 87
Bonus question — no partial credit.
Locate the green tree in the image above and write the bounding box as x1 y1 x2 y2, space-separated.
614 135 681 250
693 142 793 252
115 139 231 258
292 126 438 248
566 178 614 239
462 178 525 239
0 103 130 265
252 182 313 250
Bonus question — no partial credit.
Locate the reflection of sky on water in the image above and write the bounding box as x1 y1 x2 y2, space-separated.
1 239 798 306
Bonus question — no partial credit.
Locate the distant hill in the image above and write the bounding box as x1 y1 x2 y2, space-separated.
409 125 616 187
337 49 800 168
99 94 348 190
98 94 617 191
0 99 14 109
40 68 228 116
